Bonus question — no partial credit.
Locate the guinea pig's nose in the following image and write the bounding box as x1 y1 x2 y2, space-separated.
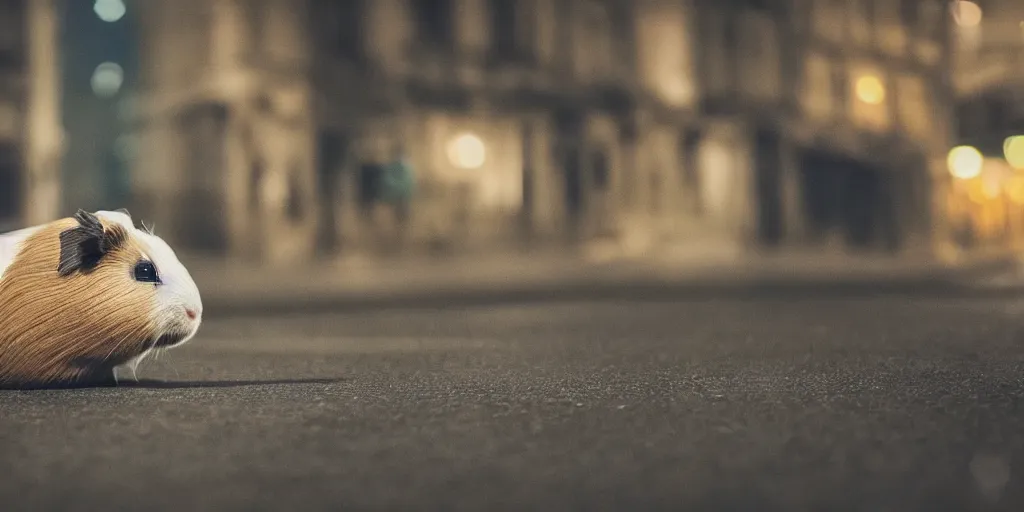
185 308 197 321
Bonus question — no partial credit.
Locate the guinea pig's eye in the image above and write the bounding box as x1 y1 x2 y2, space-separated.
133 260 161 284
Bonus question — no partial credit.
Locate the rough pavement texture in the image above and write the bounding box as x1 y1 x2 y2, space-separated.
4 296 1024 511
195 253 1021 318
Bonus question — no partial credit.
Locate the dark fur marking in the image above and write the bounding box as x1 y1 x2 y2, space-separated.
57 210 129 277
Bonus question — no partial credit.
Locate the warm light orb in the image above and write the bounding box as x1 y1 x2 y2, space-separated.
947 145 983 180
93 0 126 22
1003 135 1024 169
855 74 886 105
952 1 983 27
1007 176 1024 204
447 132 486 170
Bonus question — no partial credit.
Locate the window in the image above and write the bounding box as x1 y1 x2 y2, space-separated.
244 0 268 59
0 0 24 70
896 73 932 143
900 0 919 28
491 0 517 59
636 1 696 107
801 51 834 120
700 6 734 96
490 0 538 63
874 0 906 55
849 0 872 46
336 0 366 62
608 1 633 74
575 1 613 80
738 9 781 101
812 0 844 44
917 0 945 40
913 0 945 64
412 0 454 48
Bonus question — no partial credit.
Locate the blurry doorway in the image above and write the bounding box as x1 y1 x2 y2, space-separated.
799 149 896 252
754 127 783 247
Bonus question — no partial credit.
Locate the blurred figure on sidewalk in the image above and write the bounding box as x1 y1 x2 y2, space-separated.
380 145 416 250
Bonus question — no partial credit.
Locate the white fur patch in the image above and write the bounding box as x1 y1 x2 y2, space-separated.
0 225 43 281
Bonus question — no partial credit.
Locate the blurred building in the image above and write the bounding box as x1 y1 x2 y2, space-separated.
5 0 958 265
779 0 953 255
946 0 1024 254
0 0 62 233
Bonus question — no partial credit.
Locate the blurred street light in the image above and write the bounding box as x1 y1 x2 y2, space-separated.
854 74 885 105
952 1 983 27
91 62 124 98
948 145 983 179
93 0 125 23
447 132 486 170
1003 136 1024 169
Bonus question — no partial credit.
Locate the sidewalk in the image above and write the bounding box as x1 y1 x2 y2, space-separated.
186 246 1022 316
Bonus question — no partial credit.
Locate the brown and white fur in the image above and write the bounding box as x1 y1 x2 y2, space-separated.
0 209 202 388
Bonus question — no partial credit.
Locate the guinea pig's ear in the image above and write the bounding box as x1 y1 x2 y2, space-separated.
57 210 129 277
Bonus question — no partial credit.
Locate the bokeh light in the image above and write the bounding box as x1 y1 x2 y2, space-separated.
90 62 124 98
447 132 486 170
952 1 983 27
1003 135 1024 169
854 74 885 105
1007 176 1024 204
947 145 983 180
93 0 126 23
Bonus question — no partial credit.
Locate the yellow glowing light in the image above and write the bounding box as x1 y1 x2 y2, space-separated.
446 132 486 170
1007 176 1024 204
93 0 126 22
953 1 982 27
854 74 885 105
1003 135 1024 169
968 184 988 204
983 175 1002 199
948 145 984 180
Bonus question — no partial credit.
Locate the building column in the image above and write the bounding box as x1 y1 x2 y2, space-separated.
23 0 62 226
696 117 756 244
527 113 563 243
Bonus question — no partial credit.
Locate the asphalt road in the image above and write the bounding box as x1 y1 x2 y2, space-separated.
4 293 1024 511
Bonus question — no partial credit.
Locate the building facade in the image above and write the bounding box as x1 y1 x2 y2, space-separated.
775 0 954 255
4 0 958 265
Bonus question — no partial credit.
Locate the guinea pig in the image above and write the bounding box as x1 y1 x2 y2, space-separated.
0 209 202 388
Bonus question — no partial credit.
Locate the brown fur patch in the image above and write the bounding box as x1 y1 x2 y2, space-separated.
0 216 158 387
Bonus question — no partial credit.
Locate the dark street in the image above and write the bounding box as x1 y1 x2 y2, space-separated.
4 292 1024 511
